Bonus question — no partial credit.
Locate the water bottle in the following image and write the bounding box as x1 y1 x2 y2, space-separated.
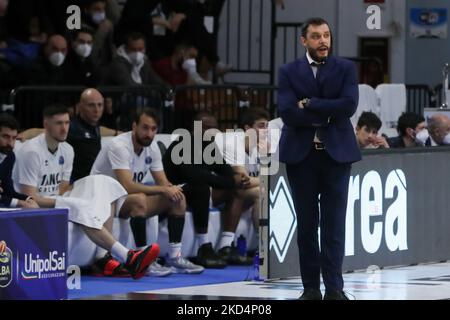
237 235 247 257
253 252 260 281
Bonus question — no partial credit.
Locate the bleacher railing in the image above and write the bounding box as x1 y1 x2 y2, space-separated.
6 84 443 133
8 85 278 132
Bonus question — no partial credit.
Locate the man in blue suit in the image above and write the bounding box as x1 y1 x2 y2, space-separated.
277 17 361 300
0 113 39 208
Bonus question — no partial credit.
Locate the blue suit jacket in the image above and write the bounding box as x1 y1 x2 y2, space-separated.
277 55 361 164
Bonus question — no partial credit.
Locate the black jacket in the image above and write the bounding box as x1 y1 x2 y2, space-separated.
0 152 28 207
163 136 236 189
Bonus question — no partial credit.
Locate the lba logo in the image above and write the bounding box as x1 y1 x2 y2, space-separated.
0 240 13 288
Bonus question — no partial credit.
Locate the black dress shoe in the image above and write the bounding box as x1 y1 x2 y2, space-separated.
196 243 227 268
298 288 323 300
323 290 350 300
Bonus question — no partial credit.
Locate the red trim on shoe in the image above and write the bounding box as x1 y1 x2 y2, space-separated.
132 244 160 280
103 258 121 276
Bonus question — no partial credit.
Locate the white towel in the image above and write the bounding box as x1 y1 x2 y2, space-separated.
56 175 127 230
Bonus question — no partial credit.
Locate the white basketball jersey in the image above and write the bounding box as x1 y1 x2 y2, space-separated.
91 132 163 184
14 134 74 197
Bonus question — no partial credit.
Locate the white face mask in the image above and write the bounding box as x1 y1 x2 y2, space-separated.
128 51 145 65
415 129 429 145
91 11 106 24
75 43 92 58
443 133 450 145
49 52 66 67
182 58 197 74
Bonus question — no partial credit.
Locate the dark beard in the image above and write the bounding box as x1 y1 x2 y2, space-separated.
136 135 152 147
309 48 330 62
0 146 13 155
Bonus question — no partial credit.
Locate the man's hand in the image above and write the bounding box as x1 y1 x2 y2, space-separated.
234 173 252 189
18 198 39 209
169 13 186 33
163 185 184 203
370 136 390 149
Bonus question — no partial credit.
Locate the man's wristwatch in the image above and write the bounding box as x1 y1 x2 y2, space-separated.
298 98 310 109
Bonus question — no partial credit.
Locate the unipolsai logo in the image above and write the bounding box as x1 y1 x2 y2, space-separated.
0 240 13 288
21 251 66 280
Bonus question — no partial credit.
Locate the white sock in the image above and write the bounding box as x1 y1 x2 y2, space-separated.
168 242 182 259
218 232 235 249
137 246 147 251
196 233 209 247
95 247 108 260
110 242 129 263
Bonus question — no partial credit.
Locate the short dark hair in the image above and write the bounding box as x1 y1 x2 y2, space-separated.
397 112 425 136
71 28 94 41
301 17 331 38
125 32 146 46
357 112 382 131
43 104 69 119
134 107 160 126
0 113 19 131
239 108 270 129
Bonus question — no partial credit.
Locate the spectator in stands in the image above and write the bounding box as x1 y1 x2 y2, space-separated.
43 0 121 36
4 0 50 44
26 34 68 85
105 32 168 87
355 112 389 149
214 108 270 265
149 1 178 59
153 43 200 87
387 112 427 148
81 0 116 69
64 29 101 87
0 0 43 85
163 112 248 268
115 0 162 60
425 114 450 147
14 105 160 279
91 108 204 275
0 113 39 208
171 0 226 80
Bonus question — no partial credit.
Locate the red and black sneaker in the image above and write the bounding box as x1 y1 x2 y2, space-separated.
91 253 131 278
124 244 160 280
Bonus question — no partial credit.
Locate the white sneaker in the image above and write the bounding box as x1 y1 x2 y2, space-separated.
165 256 205 274
146 261 172 277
